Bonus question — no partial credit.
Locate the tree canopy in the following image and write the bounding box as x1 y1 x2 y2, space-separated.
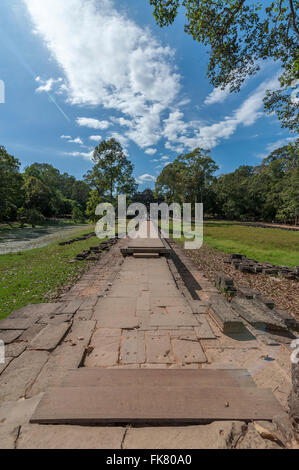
84 138 137 202
150 0 299 132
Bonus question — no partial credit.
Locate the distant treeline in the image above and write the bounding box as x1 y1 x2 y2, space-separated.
1 138 298 227
0 146 91 226
155 141 299 224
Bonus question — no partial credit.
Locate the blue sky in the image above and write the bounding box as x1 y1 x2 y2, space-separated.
0 0 295 189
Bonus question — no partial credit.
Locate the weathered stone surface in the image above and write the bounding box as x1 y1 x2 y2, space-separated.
38 314 73 325
236 423 282 449
17 424 126 449
146 333 173 364
94 297 140 328
232 297 286 331
172 338 207 364
85 332 120 367
0 424 19 449
123 421 246 449
0 351 49 403
237 286 259 300
0 394 43 428
121 330 145 364
9 303 61 319
58 300 83 315
29 321 95 396
208 298 244 333
0 330 23 344
289 362 299 441
5 342 26 358
29 323 70 351
195 316 216 339
0 318 33 330
0 357 14 375
18 324 45 342
274 309 297 329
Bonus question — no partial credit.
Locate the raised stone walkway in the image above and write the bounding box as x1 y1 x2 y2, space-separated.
0 222 296 449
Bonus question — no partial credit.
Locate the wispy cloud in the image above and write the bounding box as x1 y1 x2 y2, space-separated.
137 174 157 184
76 117 110 130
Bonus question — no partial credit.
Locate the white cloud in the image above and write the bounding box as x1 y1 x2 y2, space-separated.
145 148 157 155
256 136 297 159
68 137 83 145
35 76 63 93
65 150 93 160
24 0 180 148
89 135 102 142
161 156 170 161
76 117 110 130
163 76 280 152
137 174 157 184
204 86 230 105
61 135 71 139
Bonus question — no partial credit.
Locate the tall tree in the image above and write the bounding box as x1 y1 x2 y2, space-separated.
150 0 299 132
85 138 137 202
0 146 24 222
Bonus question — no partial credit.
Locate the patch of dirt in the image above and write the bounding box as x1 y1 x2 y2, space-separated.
184 244 299 319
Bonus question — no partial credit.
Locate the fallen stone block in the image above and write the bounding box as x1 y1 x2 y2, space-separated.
231 297 286 331
237 286 260 300
255 295 275 310
208 298 244 334
273 309 297 330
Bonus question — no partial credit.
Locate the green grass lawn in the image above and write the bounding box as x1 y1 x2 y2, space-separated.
169 221 299 268
0 227 100 319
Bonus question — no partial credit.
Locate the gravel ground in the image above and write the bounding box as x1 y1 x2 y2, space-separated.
184 244 299 319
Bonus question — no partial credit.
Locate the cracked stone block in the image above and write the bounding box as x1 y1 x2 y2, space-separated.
0 351 49 404
123 421 246 449
17 424 126 449
29 323 71 351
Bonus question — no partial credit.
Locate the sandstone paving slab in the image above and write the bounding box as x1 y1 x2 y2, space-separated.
18 324 45 343
57 299 83 315
9 303 61 319
62 368 256 388
28 321 96 397
0 350 49 404
0 424 19 449
29 323 71 351
121 330 145 364
0 357 14 375
0 318 34 330
73 310 94 321
94 297 136 318
171 338 207 364
123 421 246 449
0 330 23 344
38 314 73 325
85 329 121 367
94 298 140 328
5 342 27 358
31 385 282 425
0 394 43 428
146 332 174 364
195 316 216 340
17 424 126 449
